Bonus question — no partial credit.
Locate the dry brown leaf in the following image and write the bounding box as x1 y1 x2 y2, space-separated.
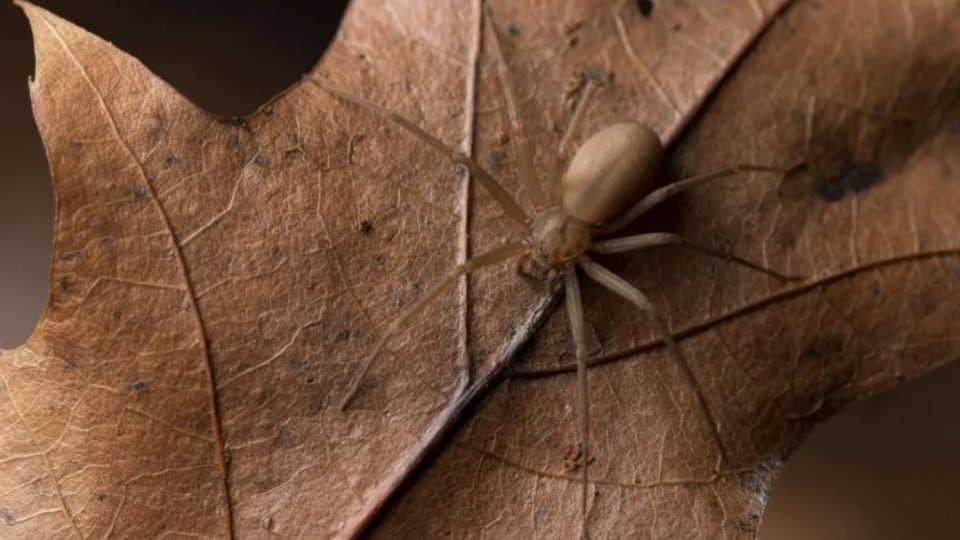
2 0 959 538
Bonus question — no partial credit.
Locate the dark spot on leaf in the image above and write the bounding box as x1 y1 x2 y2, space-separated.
230 115 246 127
454 162 469 176
1 508 15 525
637 0 654 17
253 153 267 166
96 492 107 503
581 65 609 84
275 425 300 448
357 52 367 61
411 281 422 293
484 150 507 170
733 517 759 533
816 164 886 202
359 220 374 235
505 22 520 36
289 357 308 373
146 113 170 146
305 377 315 384
163 155 178 167
58 277 72 292
335 329 351 342
131 185 150 200
801 335 845 359
65 357 77 369
131 379 146 394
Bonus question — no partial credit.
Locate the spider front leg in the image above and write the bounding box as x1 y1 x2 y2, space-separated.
484 2 546 209
578 257 728 469
339 242 528 410
549 81 599 203
318 83 530 227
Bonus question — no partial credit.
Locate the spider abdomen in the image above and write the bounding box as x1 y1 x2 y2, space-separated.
562 122 663 224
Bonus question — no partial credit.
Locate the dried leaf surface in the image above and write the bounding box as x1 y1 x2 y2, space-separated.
1 1 959 539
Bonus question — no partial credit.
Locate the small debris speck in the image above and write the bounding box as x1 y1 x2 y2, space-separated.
230 116 246 127
505 22 521 36
131 185 150 200
253 153 267 166
1 508 14 525
359 220 374 235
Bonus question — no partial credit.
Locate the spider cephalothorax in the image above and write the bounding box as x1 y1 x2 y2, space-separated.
528 207 590 273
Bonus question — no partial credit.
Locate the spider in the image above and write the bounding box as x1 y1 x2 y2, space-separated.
317 3 798 537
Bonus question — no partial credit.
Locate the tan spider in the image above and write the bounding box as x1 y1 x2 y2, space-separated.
318 3 798 537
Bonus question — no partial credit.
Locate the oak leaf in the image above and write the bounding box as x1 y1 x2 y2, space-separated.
1 1 959 539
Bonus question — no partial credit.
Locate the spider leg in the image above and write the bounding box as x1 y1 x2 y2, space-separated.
578 257 728 470
564 268 591 539
591 232 802 281
320 83 530 226
549 81 599 203
599 164 789 236
339 242 529 410
483 2 546 208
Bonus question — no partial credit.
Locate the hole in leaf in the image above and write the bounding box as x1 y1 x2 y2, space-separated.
761 363 960 539
0 1 347 347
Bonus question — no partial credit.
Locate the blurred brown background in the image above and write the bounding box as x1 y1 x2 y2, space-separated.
1 2 957 538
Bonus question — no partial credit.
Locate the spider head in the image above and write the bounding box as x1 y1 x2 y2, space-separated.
528 206 591 273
